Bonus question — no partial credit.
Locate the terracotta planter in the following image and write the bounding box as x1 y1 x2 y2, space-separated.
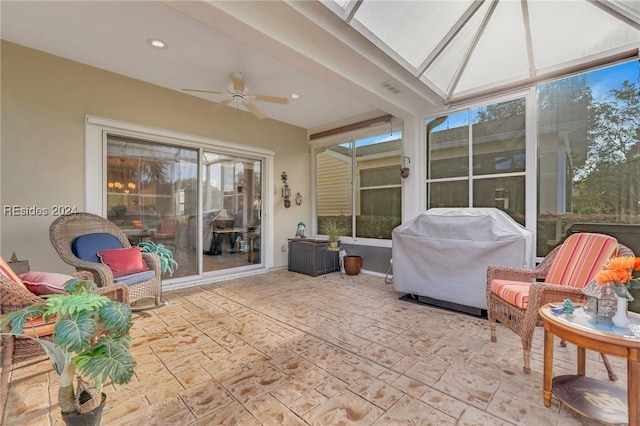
343 255 363 275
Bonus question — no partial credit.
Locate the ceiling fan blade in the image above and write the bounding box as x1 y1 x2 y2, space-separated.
213 98 234 110
232 73 245 93
252 94 289 104
182 88 226 95
243 99 267 119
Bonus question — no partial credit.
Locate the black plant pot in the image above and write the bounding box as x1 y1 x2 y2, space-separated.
61 393 106 426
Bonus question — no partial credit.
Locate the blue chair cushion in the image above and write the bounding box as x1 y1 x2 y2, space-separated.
72 233 123 263
116 270 156 286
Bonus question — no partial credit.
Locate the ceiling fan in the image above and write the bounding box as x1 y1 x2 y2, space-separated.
182 71 289 120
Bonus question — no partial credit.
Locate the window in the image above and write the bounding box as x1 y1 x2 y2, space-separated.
315 130 403 240
425 59 639 258
536 61 640 256
426 98 527 225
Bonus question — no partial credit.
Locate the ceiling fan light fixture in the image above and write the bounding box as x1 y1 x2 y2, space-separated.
289 93 301 100
182 71 288 120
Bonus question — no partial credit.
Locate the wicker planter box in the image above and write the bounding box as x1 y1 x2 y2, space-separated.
288 239 338 277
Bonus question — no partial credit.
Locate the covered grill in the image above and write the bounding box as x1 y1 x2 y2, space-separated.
392 208 533 315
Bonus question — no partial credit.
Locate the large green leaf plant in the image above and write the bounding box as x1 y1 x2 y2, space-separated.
137 241 178 276
0 279 136 415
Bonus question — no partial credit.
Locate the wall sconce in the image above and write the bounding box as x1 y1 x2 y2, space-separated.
281 171 291 208
400 156 410 179
237 178 246 193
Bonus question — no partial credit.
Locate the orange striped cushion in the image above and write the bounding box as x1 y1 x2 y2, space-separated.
0 256 27 289
546 233 618 288
18 315 56 338
491 279 531 309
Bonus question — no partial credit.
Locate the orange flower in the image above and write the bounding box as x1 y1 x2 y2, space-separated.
605 256 637 271
596 269 632 284
596 256 640 286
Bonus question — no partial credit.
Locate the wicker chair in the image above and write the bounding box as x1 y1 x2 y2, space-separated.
152 217 179 248
487 232 634 375
49 212 165 311
0 271 128 425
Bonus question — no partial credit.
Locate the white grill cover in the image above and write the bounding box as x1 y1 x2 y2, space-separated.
392 208 533 310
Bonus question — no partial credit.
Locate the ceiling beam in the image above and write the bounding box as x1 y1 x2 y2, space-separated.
417 0 486 76
520 0 536 79
447 0 499 100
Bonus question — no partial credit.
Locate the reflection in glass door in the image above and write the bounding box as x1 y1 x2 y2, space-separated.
202 152 262 273
106 137 264 279
106 136 199 278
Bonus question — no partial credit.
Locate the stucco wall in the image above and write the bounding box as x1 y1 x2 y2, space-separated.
1 41 310 272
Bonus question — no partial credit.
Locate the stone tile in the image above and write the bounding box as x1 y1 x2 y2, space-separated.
245 393 308 426
179 380 235 418
432 365 500 411
373 394 457 425
221 364 289 404
192 400 261 426
391 374 430 399
288 389 328 417
105 396 195 426
347 374 404 410
487 386 560 425
304 389 384 425
356 342 406 368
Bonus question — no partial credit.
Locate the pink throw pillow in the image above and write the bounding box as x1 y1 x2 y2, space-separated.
97 247 149 278
18 271 75 296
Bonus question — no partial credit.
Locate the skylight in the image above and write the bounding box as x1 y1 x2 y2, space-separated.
322 0 640 104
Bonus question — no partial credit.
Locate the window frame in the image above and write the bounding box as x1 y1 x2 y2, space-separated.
311 119 403 247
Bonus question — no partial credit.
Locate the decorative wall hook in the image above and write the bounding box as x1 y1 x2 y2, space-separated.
281 171 291 208
400 156 410 179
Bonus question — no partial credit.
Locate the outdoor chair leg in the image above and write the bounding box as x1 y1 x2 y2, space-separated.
601 353 617 381
560 339 616 381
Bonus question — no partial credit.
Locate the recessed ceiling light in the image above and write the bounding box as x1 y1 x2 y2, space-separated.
290 93 300 100
147 38 168 49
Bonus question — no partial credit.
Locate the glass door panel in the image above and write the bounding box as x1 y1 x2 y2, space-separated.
202 152 262 272
106 136 199 279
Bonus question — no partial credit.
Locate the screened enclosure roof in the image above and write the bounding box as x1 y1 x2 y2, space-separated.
322 0 640 104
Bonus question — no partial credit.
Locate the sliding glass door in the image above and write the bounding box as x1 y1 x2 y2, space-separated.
106 136 264 280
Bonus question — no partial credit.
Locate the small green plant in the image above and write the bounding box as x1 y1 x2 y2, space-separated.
0 279 135 417
137 241 178 276
321 219 346 243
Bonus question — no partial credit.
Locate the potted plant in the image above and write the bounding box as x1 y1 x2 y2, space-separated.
321 219 345 249
0 278 135 426
137 240 179 276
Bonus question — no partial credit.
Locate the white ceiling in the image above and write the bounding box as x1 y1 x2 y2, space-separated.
1 1 639 131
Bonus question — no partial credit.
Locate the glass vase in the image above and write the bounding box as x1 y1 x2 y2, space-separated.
612 295 630 328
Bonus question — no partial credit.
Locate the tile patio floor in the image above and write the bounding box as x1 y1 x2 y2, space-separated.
3 270 626 425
